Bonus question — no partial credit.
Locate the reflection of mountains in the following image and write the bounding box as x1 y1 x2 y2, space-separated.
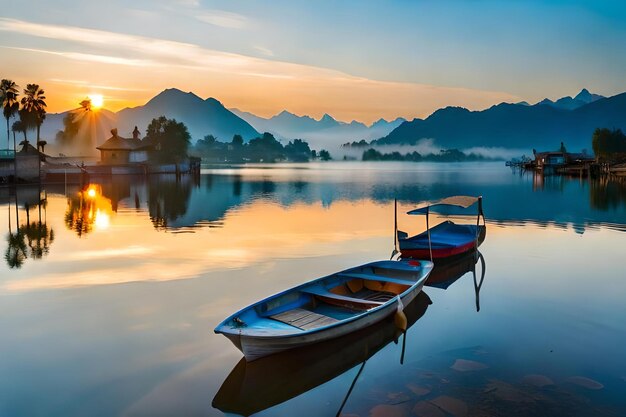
167 172 626 233
52 168 626 233
213 291 432 417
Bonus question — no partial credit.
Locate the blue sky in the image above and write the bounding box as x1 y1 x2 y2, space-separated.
1 0 624 121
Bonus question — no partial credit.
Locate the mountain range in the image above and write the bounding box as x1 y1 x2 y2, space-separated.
37 87 626 153
39 88 404 148
375 89 626 151
230 108 406 147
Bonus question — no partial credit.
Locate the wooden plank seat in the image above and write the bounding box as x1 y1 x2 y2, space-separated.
338 272 416 286
270 308 339 330
301 286 385 310
351 288 397 303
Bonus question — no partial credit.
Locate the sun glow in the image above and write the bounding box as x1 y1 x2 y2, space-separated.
88 94 103 108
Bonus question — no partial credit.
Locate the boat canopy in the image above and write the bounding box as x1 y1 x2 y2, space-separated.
407 196 481 215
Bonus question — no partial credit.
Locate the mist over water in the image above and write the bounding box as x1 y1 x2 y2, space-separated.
330 138 530 161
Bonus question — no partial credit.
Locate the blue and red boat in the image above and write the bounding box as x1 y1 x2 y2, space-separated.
396 196 486 262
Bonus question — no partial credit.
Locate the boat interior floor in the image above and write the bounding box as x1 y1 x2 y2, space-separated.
270 308 339 330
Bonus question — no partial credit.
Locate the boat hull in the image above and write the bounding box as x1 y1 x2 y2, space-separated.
229 281 425 361
399 223 486 263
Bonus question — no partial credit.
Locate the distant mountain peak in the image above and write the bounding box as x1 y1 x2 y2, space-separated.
320 113 336 122
574 88 604 103
205 97 223 106
537 98 554 106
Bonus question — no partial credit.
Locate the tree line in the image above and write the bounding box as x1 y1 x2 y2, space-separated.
1 79 48 154
592 128 626 162
190 131 331 163
361 148 489 162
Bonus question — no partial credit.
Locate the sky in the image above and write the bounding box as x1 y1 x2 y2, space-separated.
1 0 625 123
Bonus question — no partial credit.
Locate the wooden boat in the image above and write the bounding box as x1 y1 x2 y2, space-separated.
213 291 432 416
396 195 486 262
214 259 433 361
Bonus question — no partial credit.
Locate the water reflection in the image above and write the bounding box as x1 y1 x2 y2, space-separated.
589 175 626 211
213 291 433 417
28 163 626 236
147 175 195 230
64 184 113 236
4 187 54 268
1 163 625 417
427 250 486 312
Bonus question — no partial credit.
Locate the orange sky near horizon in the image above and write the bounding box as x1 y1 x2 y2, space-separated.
1 18 521 123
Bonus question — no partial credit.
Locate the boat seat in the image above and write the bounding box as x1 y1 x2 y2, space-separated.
301 287 385 309
338 272 416 286
270 308 339 330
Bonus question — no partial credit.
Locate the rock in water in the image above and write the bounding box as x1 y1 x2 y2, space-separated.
430 396 468 417
522 374 555 387
485 380 534 403
412 401 445 417
406 383 431 397
566 376 604 390
450 359 488 372
369 404 409 417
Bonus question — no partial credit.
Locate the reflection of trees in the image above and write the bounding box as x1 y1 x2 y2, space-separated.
65 192 93 237
590 176 626 211
5 229 27 268
147 176 192 230
64 184 113 237
22 220 55 259
4 188 54 268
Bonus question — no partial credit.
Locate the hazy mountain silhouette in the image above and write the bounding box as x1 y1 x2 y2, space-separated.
116 88 259 141
536 88 605 111
231 108 405 147
375 90 624 151
41 89 258 146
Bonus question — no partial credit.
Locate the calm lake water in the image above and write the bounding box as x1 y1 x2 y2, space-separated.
1 161 625 417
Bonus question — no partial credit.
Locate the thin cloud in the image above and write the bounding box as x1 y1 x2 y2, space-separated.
49 78 150 92
194 10 248 29
0 18 520 120
254 45 274 57
2 46 152 67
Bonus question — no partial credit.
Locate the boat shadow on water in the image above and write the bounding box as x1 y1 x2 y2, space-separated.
427 250 486 312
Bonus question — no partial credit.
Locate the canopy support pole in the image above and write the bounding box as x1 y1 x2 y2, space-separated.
426 207 433 262
394 199 398 250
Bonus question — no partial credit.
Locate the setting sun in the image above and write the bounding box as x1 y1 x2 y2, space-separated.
88 94 104 109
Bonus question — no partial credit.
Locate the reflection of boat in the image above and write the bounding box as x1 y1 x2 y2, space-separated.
427 250 486 312
397 196 486 262
214 259 433 361
213 291 432 417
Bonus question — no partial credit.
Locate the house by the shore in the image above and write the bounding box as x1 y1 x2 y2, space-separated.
531 144 595 176
96 127 154 164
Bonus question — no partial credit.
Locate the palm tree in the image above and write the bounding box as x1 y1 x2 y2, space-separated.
21 84 47 179
1 79 19 150
17 109 30 148
20 84 47 149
